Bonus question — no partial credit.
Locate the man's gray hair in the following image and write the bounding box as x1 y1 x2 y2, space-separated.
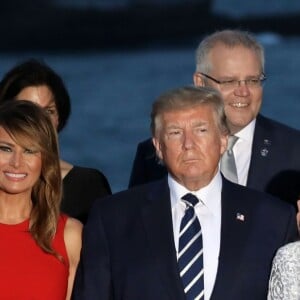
195 29 265 74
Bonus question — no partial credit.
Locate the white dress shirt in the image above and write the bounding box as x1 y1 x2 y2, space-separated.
233 119 256 186
168 172 222 300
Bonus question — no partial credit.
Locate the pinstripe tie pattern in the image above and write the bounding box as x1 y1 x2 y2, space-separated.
178 193 204 300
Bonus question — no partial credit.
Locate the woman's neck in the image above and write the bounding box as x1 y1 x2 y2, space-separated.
60 159 73 179
0 193 32 224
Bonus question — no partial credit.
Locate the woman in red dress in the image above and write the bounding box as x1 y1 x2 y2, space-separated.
0 100 82 300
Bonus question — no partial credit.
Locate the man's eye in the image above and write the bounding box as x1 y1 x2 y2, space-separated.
248 79 260 86
170 131 181 135
195 127 207 134
222 80 236 86
167 130 182 139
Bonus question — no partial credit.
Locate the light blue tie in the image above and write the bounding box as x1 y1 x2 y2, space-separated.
220 135 239 183
178 193 204 300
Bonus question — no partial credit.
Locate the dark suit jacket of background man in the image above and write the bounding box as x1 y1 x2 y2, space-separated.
72 177 297 300
128 114 300 206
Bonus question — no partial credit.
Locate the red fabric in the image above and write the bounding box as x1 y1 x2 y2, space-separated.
0 214 69 300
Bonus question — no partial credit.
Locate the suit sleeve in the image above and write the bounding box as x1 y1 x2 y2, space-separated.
283 205 298 244
72 202 112 300
128 142 148 188
128 139 167 188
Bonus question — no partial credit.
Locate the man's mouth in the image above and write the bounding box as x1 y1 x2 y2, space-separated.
231 102 248 108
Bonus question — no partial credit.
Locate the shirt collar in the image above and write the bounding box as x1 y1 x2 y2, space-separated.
235 118 256 143
168 172 222 216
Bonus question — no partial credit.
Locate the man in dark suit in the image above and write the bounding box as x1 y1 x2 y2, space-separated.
72 86 297 300
128 30 300 208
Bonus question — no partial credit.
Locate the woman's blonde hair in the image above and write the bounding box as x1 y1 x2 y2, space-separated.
0 100 62 258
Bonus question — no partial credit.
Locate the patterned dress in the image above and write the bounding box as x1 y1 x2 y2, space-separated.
268 241 300 300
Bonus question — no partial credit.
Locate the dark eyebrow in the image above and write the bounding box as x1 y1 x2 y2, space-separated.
0 140 14 145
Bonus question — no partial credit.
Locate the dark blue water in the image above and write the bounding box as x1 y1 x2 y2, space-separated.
0 34 299 192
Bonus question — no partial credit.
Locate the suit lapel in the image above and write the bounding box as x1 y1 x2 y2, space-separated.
141 179 186 300
210 179 251 299
247 114 273 189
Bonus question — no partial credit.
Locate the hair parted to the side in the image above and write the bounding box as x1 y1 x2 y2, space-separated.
195 29 265 74
151 86 229 137
0 58 71 132
0 100 62 259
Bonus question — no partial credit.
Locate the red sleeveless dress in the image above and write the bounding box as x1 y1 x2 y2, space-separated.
0 214 69 300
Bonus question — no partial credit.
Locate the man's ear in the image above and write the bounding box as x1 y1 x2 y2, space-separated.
152 137 163 160
220 134 228 156
193 72 205 87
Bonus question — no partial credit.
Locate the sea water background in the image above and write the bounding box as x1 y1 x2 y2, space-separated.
0 33 299 192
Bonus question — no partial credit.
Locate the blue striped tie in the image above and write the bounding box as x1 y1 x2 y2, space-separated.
178 193 204 300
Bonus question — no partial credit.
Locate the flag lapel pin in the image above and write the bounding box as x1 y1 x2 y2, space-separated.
236 213 245 222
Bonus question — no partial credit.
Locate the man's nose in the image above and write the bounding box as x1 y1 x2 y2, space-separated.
183 131 195 149
234 81 250 96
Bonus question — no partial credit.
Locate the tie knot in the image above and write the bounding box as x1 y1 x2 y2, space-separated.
182 193 199 207
227 135 238 152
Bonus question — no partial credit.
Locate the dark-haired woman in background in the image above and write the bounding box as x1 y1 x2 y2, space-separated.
0 59 112 223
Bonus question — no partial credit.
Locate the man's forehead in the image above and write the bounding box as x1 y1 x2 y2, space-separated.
161 106 214 123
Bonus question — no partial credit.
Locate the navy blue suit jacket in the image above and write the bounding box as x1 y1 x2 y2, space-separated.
72 178 297 300
128 114 300 206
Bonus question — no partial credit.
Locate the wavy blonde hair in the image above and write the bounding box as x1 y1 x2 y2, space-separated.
0 100 62 258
